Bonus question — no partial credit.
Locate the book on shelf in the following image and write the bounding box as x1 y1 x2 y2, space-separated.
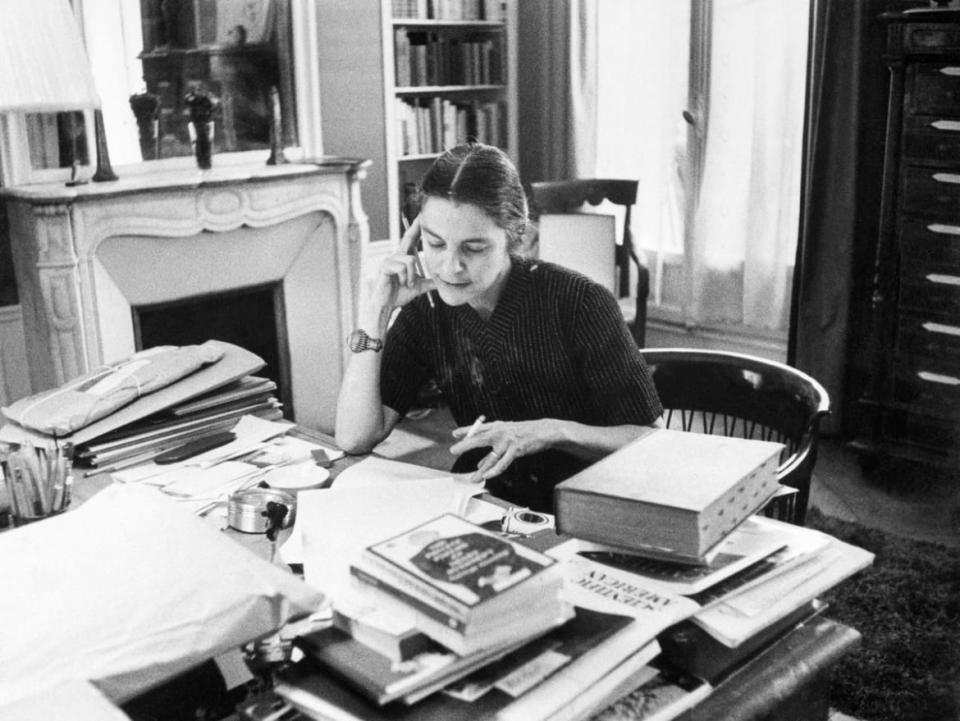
391 0 499 21
553 428 783 564
355 513 568 646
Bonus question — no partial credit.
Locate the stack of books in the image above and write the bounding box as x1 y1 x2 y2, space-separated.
287 514 574 705
273 445 875 721
278 506 696 721
350 513 569 655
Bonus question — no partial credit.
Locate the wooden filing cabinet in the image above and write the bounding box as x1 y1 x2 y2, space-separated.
854 9 960 464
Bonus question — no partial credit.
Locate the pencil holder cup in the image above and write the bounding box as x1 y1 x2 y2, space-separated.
0 442 74 526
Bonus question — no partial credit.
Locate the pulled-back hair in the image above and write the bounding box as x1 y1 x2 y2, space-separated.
418 143 527 249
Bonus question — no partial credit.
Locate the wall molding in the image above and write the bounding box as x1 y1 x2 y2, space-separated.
0 304 30 406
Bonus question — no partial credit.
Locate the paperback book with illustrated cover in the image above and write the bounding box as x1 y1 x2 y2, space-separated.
358 513 566 627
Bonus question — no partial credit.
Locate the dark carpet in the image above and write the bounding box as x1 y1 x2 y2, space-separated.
806 508 960 721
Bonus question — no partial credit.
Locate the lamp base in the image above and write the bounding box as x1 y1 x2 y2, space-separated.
91 109 118 182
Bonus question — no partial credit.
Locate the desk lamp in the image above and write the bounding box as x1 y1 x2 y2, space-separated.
0 0 116 183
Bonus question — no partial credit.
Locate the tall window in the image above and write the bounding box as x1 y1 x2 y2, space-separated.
597 0 810 339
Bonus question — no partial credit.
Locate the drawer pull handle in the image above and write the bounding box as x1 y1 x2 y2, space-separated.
917 371 960 386
932 172 960 184
927 223 960 236
931 120 960 132
940 67 960 76
922 321 960 336
926 273 960 286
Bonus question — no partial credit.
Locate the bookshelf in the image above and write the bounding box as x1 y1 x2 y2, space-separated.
383 0 518 237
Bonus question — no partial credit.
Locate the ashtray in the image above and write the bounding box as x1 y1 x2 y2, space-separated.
264 462 330 492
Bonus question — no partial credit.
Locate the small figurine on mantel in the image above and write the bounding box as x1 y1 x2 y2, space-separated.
129 91 161 161
184 89 220 170
266 86 288 166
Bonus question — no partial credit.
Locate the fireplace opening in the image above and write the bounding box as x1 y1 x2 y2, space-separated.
132 283 293 419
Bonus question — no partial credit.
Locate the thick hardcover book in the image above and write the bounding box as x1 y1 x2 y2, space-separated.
553 428 783 562
360 513 564 625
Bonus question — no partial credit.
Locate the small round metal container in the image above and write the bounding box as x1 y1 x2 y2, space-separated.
227 487 296 534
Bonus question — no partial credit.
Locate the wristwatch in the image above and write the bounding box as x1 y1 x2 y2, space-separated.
346 329 383 353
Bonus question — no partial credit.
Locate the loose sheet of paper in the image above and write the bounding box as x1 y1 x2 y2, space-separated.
0 483 323 707
113 415 294 484
286 476 482 599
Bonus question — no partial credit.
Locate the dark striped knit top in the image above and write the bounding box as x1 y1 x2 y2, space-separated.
381 255 663 512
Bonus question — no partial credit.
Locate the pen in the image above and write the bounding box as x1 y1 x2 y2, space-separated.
465 414 487 440
402 215 435 309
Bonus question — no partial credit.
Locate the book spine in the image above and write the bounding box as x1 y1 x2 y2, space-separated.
350 564 469 632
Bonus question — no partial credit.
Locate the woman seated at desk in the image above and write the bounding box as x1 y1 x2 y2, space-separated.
335 142 662 512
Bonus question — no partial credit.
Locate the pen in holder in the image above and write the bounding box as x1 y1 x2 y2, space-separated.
0 442 74 526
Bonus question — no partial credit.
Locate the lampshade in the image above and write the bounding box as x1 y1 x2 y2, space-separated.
0 0 100 112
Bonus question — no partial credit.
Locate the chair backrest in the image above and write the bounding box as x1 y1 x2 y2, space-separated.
528 179 649 346
536 213 617 293
638 348 831 525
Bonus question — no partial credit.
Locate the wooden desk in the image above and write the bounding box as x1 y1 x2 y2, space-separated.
62 435 860 721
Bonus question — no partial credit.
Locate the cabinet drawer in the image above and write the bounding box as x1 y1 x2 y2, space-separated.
907 63 960 115
901 166 960 215
903 116 960 164
900 260 960 314
897 311 960 358
904 24 960 54
900 218 960 264
892 357 960 414
881 411 960 455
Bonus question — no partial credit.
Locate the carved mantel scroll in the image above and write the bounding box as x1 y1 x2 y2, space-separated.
3 159 370 432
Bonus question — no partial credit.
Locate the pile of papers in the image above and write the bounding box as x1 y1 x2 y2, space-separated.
278 459 694 721
275 457 874 721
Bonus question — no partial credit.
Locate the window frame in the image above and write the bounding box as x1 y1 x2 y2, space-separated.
0 0 323 187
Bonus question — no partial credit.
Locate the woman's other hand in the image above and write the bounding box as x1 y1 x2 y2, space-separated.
370 216 436 310
450 418 558 482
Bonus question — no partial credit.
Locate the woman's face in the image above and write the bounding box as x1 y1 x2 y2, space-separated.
419 197 512 316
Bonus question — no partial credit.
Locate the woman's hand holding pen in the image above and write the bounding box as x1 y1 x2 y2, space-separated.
450 417 557 483
370 216 436 312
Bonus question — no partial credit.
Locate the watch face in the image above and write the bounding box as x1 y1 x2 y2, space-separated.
348 329 382 352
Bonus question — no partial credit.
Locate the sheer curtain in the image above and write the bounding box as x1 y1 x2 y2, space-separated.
596 0 809 335
689 0 809 331
79 0 143 165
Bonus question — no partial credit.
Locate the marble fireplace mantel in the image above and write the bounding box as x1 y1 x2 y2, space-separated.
2 159 370 432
